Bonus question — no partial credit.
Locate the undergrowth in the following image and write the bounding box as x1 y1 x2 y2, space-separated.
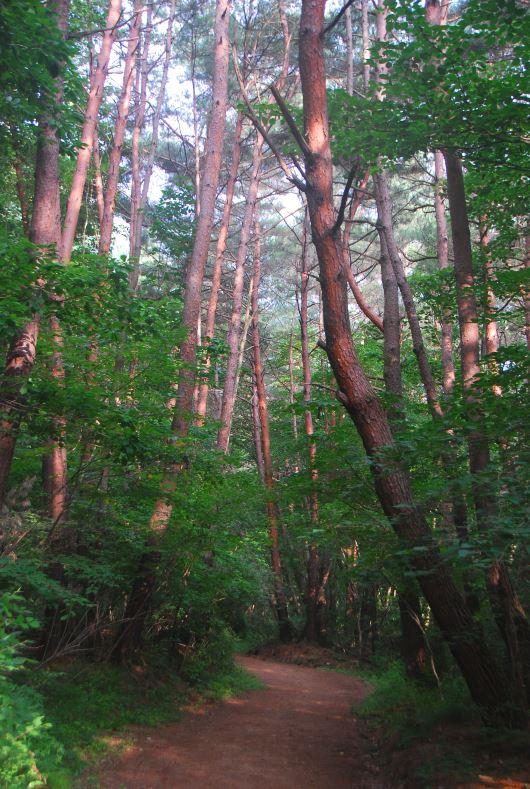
355 662 530 786
356 661 476 745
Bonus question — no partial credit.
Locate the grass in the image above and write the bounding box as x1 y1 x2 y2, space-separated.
28 658 263 787
355 661 476 744
354 662 530 786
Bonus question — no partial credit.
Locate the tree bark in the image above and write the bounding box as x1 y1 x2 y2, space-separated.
93 129 105 228
299 211 322 642
252 217 292 643
251 374 265 483
0 0 69 504
379 232 403 418
379 220 427 679
444 148 529 707
433 151 455 396
375 170 443 419
61 0 122 262
196 113 244 421
297 0 524 726
128 4 152 286
98 0 142 255
217 134 264 452
129 0 176 291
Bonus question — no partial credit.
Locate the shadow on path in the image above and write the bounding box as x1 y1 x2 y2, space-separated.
92 655 386 788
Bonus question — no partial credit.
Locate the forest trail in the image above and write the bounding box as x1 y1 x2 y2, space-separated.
94 656 385 788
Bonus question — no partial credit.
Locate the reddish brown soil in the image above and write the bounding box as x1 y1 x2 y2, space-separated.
93 656 385 788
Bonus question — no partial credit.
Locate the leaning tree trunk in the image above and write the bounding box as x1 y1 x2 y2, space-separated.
294 0 525 727
112 0 231 663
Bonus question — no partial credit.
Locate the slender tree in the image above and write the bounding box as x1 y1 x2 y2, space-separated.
60 0 122 263
252 216 292 642
99 0 142 255
217 133 264 452
196 113 244 421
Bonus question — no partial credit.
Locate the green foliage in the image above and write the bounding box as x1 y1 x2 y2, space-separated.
150 181 195 263
0 592 63 788
357 662 476 744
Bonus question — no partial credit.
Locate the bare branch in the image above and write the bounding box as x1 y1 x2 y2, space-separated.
332 158 360 235
269 84 312 159
231 43 306 192
322 0 356 37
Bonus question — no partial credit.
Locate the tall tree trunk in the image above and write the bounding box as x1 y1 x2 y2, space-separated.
0 0 69 505
379 224 427 679
433 151 455 396
112 0 231 663
196 113 244 421
42 314 68 525
361 0 370 92
61 0 122 263
217 134 263 452
480 224 502 397
296 0 524 727
375 176 443 419
288 309 299 442
251 374 265 483
299 211 322 642
379 233 403 419
232 276 254 423
129 5 152 286
252 217 292 643
523 228 530 351
99 0 142 255
444 149 530 706
129 0 176 292
191 21 201 218
344 4 354 94
371 5 427 677
342 5 381 331
93 129 105 228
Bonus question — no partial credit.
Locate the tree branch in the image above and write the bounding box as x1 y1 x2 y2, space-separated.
269 84 312 160
322 0 356 37
332 158 360 235
231 44 307 192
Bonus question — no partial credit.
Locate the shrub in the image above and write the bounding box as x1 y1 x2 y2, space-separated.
0 592 62 787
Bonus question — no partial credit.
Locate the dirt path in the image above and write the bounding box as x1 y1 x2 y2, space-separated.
94 656 385 788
